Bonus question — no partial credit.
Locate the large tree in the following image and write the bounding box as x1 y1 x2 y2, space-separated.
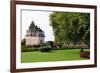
49 12 90 48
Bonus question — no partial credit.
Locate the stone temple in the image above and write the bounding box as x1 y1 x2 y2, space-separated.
25 21 45 46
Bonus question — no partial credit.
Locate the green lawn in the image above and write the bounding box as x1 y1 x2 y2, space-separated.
21 49 89 63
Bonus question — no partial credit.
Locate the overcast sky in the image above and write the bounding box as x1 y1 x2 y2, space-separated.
21 10 55 42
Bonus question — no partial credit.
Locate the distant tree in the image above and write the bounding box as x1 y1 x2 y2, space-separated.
49 12 90 48
21 38 26 45
47 41 54 46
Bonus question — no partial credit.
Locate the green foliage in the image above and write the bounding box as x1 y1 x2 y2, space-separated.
21 38 26 45
21 45 39 52
39 46 51 52
49 12 90 48
46 41 54 46
41 42 49 47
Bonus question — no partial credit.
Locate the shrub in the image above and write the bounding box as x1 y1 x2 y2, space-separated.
80 49 90 58
39 46 51 52
21 38 26 45
41 42 49 47
21 45 38 52
46 41 54 46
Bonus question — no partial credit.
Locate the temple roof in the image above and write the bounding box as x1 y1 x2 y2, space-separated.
28 21 42 32
27 21 45 37
29 21 35 29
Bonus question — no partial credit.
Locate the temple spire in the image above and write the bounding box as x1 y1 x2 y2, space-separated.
29 21 35 29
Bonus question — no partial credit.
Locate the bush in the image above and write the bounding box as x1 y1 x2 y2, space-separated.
21 45 38 52
39 46 51 52
41 42 49 47
80 49 90 59
21 38 26 45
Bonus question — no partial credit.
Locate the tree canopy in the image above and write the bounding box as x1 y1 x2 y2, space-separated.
49 12 90 48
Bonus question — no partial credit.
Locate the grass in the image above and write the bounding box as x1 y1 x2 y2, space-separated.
21 49 89 63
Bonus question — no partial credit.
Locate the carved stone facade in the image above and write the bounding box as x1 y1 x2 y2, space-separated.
26 21 45 46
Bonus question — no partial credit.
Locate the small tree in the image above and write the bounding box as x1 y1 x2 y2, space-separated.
21 38 26 45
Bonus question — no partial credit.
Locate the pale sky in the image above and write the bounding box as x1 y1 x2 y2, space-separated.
21 10 55 42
